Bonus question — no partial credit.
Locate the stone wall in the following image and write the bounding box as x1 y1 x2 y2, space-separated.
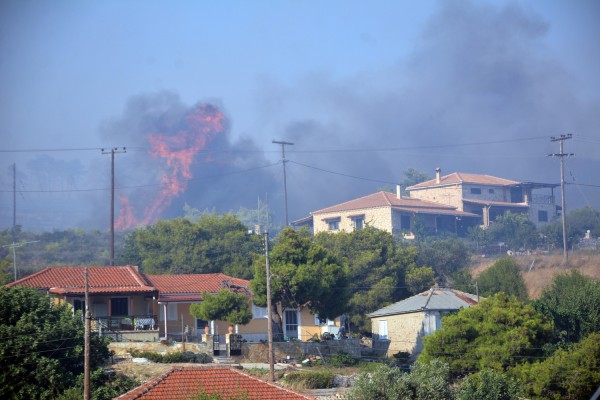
240 339 363 363
313 207 393 234
371 312 425 357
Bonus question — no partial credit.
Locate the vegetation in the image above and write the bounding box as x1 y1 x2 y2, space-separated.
190 289 253 326
476 257 528 301
57 368 139 400
533 270 600 343
251 228 349 339
0 286 112 399
541 206 600 248
314 227 434 333
283 370 334 389
121 215 263 278
129 349 212 363
419 293 554 376
416 237 471 283
348 360 452 400
455 369 520 400
328 351 359 367
468 211 539 251
513 332 600 400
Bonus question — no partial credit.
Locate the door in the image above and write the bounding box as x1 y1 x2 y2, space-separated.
378 320 388 340
284 310 299 340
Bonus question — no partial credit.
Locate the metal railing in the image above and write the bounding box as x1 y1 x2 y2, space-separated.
92 315 157 332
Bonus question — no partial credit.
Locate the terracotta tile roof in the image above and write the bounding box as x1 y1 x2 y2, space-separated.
407 172 520 190
146 273 250 302
311 191 477 217
116 366 317 400
7 266 156 295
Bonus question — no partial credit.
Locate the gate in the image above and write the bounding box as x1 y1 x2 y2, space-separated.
229 334 242 356
212 334 227 356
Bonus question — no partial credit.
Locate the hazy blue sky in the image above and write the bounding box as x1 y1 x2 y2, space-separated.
1 0 599 231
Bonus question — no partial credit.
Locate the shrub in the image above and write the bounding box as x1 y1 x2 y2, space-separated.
283 371 334 389
329 351 358 367
129 350 212 363
455 369 520 400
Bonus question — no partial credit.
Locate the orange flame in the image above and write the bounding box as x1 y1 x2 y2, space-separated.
115 104 225 230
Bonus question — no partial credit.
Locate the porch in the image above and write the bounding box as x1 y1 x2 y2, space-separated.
92 315 160 342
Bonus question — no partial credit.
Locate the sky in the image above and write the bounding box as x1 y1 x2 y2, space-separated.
0 0 599 232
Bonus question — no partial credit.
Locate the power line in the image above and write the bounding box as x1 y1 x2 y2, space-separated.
0 136 549 155
288 160 397 185
0 162 281 193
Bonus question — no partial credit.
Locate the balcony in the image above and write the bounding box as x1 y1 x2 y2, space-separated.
530 194 555 205
92 315 159 341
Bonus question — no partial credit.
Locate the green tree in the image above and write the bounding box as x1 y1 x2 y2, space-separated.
348 360 451 400
541 206 600 248
533 270 600 343
419 293 553 376
513 332 600 400
0 286 111 399
416 237 471 283
190 290 252 326
487 212 539 250
455 369 520 400
122 215 262 278
476 257 528 301
251 228 349 339
314 228 430 334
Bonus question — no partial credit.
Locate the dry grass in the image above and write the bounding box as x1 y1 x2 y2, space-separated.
111 361 191 383
469 251 600 299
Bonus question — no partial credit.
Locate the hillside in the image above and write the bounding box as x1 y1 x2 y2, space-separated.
470 252 600 299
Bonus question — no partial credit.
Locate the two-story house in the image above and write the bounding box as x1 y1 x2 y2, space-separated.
406 168 559 227
293 185 480 237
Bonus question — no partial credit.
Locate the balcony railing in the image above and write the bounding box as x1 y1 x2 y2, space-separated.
531 194 555 205
92 315 157 332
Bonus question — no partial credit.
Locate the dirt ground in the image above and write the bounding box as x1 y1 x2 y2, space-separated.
469 251 600 298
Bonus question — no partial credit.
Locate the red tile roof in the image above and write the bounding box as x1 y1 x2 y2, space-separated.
146 273 250 302
7 266 156 295
407 172 520 190
312 191 477 217
116 366 317 400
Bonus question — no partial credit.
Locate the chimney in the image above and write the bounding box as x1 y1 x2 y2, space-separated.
435 167 441 184
396 184 402 199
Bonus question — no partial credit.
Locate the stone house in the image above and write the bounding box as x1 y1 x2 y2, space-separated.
368 288 479 357
407 168 560 228
293 185 480 237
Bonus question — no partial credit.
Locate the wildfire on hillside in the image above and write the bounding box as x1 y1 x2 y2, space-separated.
115 104 225 230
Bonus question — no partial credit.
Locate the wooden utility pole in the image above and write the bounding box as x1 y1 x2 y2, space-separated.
101 147 126 265
548 134 573 264
264 231 275 382
84 266 90 400
272 140 294 226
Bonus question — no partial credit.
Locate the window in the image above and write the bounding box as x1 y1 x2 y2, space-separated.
538 210 548 222
111 297 128 316
352 217 364 231
159 303 178 321
326 218 340 231
73 299 85 314
488 189 494 194
252 303 268 319
470 188 481 194
378 320 388 340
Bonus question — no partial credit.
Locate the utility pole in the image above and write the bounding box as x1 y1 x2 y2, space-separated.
12 163 16 240
264 231 275 382
272 140 294 226
101 147 126 266
3 240 39 281
548 134 573 264
84 266 90 400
